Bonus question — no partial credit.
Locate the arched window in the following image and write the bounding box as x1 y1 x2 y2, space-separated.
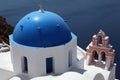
101 52 106 61
68 51 72 67
93 50 98 60
98 35 103 44
22 56 28 73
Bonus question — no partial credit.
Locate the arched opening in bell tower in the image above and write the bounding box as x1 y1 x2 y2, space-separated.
101 52 106 61
98 35 103 45
93 50 98 60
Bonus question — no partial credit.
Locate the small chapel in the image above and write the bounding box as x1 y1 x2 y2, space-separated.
9 9 78 77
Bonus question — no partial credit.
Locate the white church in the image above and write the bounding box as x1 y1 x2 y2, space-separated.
0 8 118 80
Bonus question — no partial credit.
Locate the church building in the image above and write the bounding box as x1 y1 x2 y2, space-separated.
0 8 118 80
9 9 77 77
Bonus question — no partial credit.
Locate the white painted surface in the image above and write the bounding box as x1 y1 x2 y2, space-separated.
9 77 21 80
31 72 87 80
83 60 117 80
0 38 117 80
10 36 77 78
0 52 13 71
105 56 111 70
0 47 117 80
0 52 15 80
76 46 85 69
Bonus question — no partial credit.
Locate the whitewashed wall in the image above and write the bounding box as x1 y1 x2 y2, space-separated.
10 35 77 78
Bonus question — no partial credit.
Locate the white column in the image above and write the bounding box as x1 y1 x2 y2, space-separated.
86 53 91 65
105 56 111 70
98 54 102 62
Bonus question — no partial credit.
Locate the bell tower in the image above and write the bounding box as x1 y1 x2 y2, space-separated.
86 30 115 70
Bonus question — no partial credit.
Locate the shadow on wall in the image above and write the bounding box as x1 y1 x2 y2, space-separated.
93 73 105 80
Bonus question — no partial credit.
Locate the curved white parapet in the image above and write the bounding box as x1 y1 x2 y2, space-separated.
31 72 87 80
9 77 21 80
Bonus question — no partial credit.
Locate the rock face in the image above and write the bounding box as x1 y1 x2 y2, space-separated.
0 16 14 44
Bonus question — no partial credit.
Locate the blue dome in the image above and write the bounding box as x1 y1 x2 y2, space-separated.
13 10 72 47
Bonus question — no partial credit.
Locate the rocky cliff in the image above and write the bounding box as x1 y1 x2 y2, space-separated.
0 16 14 44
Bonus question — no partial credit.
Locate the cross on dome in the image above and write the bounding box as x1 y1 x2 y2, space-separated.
39 4 44 12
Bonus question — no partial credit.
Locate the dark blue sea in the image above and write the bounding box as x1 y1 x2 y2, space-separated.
0 0 120 79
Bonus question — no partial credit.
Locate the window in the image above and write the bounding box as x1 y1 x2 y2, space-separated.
22 56 28 73
69 51 72 67
46 57 53 73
